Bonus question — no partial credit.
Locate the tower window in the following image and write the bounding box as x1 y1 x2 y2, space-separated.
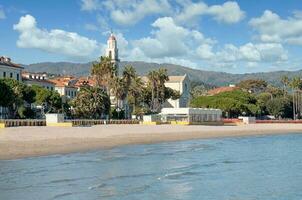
109 51 112 59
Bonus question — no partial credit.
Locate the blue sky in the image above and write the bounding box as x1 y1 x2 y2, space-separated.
1 0 302 74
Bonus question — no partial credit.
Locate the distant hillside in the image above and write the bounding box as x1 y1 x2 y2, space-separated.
24 61 302 87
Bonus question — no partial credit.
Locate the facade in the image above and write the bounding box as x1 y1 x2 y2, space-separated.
22 72 55 91
0 56 23 81
49 77 78 100
0 56 23 119
160 108 223 125
140 74 190 109
163 75 190 108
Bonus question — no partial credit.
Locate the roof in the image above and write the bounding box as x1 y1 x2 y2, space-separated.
166 75 186 83
74 76 97 87
207 86 239 96
0 56 23 69
23 77 55 85
109 33 116 41
48 76 77 88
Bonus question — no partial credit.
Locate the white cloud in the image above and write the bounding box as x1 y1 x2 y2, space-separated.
0 6 6 19
108 0 172 26
214 42 288 64
132 17 215 60
13 15 99 59
250 10 302 45
80 0 101 11
176 1 245 25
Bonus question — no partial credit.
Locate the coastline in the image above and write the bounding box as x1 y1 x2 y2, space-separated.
0 124 302 160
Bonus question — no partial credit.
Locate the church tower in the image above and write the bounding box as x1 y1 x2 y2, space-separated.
105 32 119 72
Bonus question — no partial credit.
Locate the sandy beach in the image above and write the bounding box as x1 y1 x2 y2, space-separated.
0 124 302 160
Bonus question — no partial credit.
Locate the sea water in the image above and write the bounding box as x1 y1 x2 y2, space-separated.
0 134 302 200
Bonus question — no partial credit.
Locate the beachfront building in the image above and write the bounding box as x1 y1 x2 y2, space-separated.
0 56 23 81
160 108 223 125
22 72 55 91
49 76 78 100
0 56 24 118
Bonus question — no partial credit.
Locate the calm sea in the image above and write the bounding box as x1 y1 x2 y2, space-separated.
1 134 302 200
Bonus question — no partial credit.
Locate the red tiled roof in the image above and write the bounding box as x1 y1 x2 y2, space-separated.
207 86 239 96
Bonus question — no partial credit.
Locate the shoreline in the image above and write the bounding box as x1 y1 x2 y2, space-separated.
1 124 302 160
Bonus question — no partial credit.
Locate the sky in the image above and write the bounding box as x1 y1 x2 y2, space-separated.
0 0 302 74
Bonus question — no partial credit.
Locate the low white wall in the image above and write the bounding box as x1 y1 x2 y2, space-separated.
45 114 64 123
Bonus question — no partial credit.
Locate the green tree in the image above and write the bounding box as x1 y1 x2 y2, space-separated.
32 85 62 113
266 98 292 119
91 56 117 97
0 79 14 107
281 75 289 98
72 87 110 119
238 79 268 93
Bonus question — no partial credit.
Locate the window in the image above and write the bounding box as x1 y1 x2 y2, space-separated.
3 72 6 78
17 74 19 81
47 86 49 90
10 73 13 78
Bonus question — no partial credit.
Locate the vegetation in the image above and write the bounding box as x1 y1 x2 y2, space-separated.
190 76 302 119
72 87 110 119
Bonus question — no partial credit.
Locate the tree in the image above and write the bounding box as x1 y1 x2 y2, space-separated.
32 85 62 113
238 79 268 93
191 90 259 118
281 75 289 98
289 77 302 119
72 87 110 119
266 98 292 119
147 70 158 111
91 56 116 97
0 79 14 107
1 79 36 118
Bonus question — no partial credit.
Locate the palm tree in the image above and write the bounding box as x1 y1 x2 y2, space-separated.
281 75 289 98
147 70 158 112
157 68 169 107
91 56 116 96
290 77 301 120
128 75 144 115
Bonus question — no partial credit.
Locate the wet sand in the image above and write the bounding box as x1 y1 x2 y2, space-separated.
0 124 302 160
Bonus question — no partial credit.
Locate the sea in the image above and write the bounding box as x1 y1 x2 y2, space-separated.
0 133 302 200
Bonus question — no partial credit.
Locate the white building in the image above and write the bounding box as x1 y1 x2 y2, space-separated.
22 72 55 91
49 77 78 100
160 108 223 125
141 74 190 109
163 75 190 108
0 56 23 81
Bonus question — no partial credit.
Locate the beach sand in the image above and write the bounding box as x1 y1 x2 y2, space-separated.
0 124 302 160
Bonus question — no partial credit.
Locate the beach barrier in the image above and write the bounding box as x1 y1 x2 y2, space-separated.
0 120 46 127
68 119 140 127
256 120 302 124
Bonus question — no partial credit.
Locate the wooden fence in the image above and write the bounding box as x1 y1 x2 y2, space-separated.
0 119 46 127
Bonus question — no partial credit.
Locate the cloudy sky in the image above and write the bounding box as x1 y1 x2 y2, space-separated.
0 0 302 73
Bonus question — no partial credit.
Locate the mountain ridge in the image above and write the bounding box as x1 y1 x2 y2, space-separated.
24 61 302 87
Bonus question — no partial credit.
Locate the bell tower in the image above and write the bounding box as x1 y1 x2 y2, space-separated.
105 32 119 72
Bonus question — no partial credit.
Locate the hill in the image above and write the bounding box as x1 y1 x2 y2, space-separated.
24 61 302 87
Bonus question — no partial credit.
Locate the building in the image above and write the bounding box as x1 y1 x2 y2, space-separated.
22 72 55 91
49 76 78 100
163 75 190 108
141 74 190 109
160 108 223 125
105 32 119 73
0 56 23 81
